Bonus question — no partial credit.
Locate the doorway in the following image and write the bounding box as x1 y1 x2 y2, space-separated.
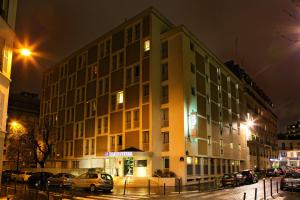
124 157 133 176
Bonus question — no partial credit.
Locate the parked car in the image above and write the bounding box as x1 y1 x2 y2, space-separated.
241 170 258 183
47 173 75 187
221 173 244 187
277 168 285 176
280 172 300 191
71 172 113 192
27 172 53 189
15 171 34 182
1 170 16 183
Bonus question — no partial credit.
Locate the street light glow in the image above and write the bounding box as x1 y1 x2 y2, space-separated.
20 48 32 57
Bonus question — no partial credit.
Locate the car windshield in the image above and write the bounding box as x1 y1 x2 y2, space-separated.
65 174 75 178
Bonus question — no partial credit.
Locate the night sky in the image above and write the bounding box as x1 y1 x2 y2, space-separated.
11 0 300 131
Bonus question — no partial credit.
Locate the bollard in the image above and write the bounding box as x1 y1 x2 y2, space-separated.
164 183 166 196
123 180 126 195
14 179 16 193
198 179 201 192
47 183 50 200
254 188 257 200
178 178 181 194
243 192 246 200
276 181 279 193
148 179 150 196
263 178 266 200
270 177 273 196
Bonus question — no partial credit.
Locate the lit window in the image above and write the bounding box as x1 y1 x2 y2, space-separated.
230 142 233 149
144 40 150 52
117 91 123 104
187 156 193 165
208 136 211 145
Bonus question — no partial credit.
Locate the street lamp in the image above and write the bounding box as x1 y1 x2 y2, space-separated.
20 48 32 57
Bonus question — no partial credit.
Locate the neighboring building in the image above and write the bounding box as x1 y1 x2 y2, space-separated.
278 125 300 168
40 7 277 184
3 92 40 169
225 61 278 171
0 0 18 180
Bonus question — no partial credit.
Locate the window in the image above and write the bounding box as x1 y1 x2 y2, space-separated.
126 68 132 86
220 139 224 154
75 122 84 138
110 136 115 150
191 87 196 96
112 54 117 71
143 84 149 103
85 139 89 155
161 85 169 104
105 40 110 55
111 95 116 112
133 109 139 128
163 157 169 169
135 23 140 40
127 28 133 44
70 142 73 156
117 91 124 104
98 118 102 134
119 51 124 67
162 132 169 144
125 111 131 129
65 143 69 157
143 131 149 144
0 92 4 129
161 41 168 59
134 65 140 82
103 117 108 133
230 142 233 149
161 63 168 81
161 108 169 127
190 42 194 51
91 139 95 155
86 101 96 117
208 136 211 145
144 40 150 52
117 135 122 146
191 64 195 73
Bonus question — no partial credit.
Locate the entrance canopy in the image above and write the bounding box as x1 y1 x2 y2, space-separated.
104 146 153 157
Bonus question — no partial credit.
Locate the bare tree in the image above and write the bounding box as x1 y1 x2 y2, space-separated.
28 120 54 168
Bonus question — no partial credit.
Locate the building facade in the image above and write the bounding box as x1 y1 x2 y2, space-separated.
0 0 18 181
40 7 277 184
278 125 300 168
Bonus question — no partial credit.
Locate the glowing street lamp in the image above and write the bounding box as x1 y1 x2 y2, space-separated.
20 48 32 57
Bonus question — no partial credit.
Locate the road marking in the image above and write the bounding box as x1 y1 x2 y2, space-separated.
97 194 141 199
170 190 199 194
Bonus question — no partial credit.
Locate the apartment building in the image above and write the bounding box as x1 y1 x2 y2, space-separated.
40 7 277 184
0 0 18 181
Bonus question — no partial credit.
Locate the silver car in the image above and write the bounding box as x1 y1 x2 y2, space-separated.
71 172 113 192
280 172 300 191
47 173 75 187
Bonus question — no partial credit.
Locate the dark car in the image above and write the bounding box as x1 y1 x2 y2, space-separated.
241 170 258 184
47 173 75 188
280 172 300 191
1 170 17 183
221 172 244 187
27 172 53 189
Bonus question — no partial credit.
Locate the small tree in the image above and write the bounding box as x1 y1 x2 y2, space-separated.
28 120 54 168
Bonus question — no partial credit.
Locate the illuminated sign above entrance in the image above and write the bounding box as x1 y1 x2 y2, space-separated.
104 152 133 157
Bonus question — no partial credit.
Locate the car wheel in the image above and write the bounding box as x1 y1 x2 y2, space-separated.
90 184 96 192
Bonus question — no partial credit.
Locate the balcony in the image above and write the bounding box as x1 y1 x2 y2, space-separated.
133 120 139 128
161 96 168 104
117 145 122 152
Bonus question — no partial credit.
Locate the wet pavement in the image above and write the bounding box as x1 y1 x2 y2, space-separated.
0 177 298 199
